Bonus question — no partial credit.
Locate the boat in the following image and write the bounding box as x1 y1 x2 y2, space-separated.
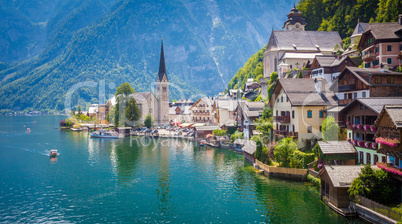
50 149 58 157
71 127 83 132
200 140 206 147
90 129 124 139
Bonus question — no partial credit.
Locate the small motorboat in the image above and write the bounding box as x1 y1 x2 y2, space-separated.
50 149 58 157
90 129 124 139
71 127 83 132
200 140 206 147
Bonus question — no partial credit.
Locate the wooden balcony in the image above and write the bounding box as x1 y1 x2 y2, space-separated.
339 99 353 105
338 84 356 91
274 130 298 137
362 52 376 61
273 115 290 123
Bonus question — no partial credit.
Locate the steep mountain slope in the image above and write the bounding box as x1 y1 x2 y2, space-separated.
0 0 294 112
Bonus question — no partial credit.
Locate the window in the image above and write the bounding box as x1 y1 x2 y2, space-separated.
387 77 394 84
349 133 351 138
319 126 322 132
354 92 357 99
387 58 392 65
307 126 312 133
375 77 381 84
281 96 283 102
344 93 347 99
359 152 364 164
374 155 379 165
276 110 278 116
375 47 379 53
362 92 366 98
387 45 392 51
292 110 295 119
286 96 289 102
319 110 323 118
365 63 370 68
307 110 312 118
366 153 371 165
382 156 386 163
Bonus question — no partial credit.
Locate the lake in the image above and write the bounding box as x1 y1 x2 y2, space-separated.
0 116 365 223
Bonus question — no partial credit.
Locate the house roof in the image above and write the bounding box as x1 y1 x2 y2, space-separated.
318 141 357 155
270 79 338 107
375 105 402 129
362 22 402 41
266 30 342 53
129 92 153 103
351 22 369 37
341 97 402 114
215 100 238 111
194 125 220 131
313 55 357 68
320 165 366 188
330 67 402 90
237 140 256 155
189 97 214 110
326 106 345 113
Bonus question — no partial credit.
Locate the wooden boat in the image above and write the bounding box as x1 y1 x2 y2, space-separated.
200 140 206 147
50 149 58 157
90 129 124 139
71 127 83 131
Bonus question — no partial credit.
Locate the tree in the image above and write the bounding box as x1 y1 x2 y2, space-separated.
213 129 227 136
348 165 392 204
72 109 76 116
274 137 297 167
144 113 154 128
115 82 135 96
78 105 82 115
322 116 340 141
255 117 273 144
125 98 141 126
297 70 303 78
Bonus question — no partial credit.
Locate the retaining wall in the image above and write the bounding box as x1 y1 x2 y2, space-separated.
255 160 307 181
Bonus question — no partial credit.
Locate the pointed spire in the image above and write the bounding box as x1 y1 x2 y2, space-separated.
158 38 168 82
293 1 295 8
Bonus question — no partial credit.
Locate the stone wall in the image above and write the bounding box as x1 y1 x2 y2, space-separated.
351 203 397 224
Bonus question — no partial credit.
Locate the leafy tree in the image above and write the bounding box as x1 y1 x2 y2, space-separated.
72 109 76 116
274 137 297 167
261 107 273 119
115 82 135 96
144 113 154 128
267 72 278 101
213 129 227 136
255 117 273 145
322 116 339 141
125 97 141 126
77 106 82 115
348 165 392 204
255 139 271 165
230 131 244 142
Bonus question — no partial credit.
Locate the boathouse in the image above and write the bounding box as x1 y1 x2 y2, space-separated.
317 141 357 165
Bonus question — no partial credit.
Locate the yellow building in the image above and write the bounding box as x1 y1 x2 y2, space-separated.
268 78 338 147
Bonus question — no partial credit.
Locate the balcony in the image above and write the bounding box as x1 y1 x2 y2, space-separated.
362 52 376 61
352 140 377 150
273 115 290 123
274 130 298 138
339 99 353 105
338 84 356 91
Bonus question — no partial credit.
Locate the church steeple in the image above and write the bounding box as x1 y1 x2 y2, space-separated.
283 3 307 31
158 39 168 82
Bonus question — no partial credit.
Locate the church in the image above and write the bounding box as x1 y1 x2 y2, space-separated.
116 40 170 126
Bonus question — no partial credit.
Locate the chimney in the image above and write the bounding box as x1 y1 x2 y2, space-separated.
399 14 402 25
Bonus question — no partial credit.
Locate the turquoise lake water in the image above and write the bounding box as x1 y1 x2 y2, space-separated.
0 116 366 223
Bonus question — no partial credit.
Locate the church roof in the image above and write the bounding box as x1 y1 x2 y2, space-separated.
351 22 369 37
158 39 168 82
266 30 342 53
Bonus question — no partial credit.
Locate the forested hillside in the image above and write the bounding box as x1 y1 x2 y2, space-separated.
226 45 266 91
298 0 401 38
0 0 295 112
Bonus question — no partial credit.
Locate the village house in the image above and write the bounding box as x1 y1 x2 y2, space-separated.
358 16 402 69
213 99 237 125
269 78 337 147
263 5 342 80
244 78 260 92
319 165 367 213
227 89 243 100
317 141 357 166
194 125 220 141
330 67 402 105
234 139 256 164
310 55 358 85
96 101 111 125
169 99 193 123
236 101 264 140
189 97 215 123
374 104 402 167
340 98 402 164
87 104 98 118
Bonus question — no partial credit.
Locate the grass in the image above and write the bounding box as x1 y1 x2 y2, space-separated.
307 174 320 188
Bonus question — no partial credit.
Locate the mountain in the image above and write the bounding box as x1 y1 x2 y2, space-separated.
0 0 295 112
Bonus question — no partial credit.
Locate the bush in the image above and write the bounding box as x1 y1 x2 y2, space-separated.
64 119 74 127
274 137 297 167
59 120 65 127
230 131 244 142
290 150 315 169
307 174 321 188
213 129 227 136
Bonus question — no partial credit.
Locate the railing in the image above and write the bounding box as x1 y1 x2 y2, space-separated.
355 195 402 221
273 130 298 137
362 52 376 61
338 84 356 91
273 115 290 123
339 99 353 105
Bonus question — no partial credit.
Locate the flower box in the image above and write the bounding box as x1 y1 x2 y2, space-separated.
364 142 370 148
357 124 363 130
351 124 356 129
370 126 376 132
358 141 364 147
346 121 349 126
371 142 378 149
364 125 370 131
375 137 400 147
377 162 402 176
